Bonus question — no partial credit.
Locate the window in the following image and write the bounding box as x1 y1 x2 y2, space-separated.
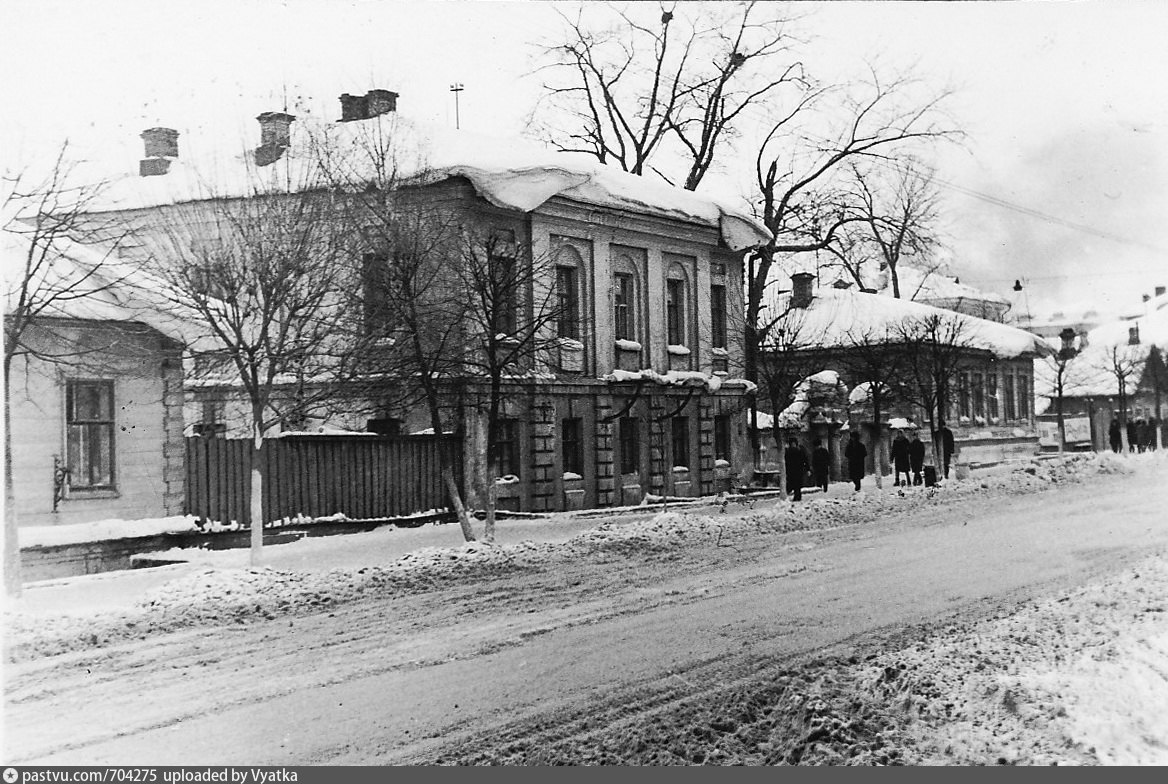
494 418 521 477
490 231 518 336
711 284 728 349
958 372 971 419
618 416 640 475
614 273 636 342
362 253 394 336
562 417 584 475
666 278 686 346
972 373 984 419
1004 374 1016 420
556 265 580 339
671 416 690 469
1018 374 1031 419
193 400 225 437
366 418 402 436
714 414 732 463
987 373 999 419
66 380 115 489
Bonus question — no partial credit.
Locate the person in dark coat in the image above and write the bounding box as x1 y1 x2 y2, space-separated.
811 438 831 493
784 438 809 502
909 431 926 486
1126 420 1138 453
937 422 956 478
891 431 911 486
1109 419 1122 453
1137 419 1151 453
844 430 867 491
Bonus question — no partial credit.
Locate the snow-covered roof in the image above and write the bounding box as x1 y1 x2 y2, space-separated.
893 265 1010 307
84 113 771 251
2 228 197 343
1034 294 1168 399
762 286 1053 360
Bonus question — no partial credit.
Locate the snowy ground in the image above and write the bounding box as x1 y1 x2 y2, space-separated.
4 451 1166 765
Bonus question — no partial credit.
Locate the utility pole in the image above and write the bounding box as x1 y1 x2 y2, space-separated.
450 83 464 129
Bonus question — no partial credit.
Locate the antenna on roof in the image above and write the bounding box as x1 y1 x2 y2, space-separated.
450 82 465 130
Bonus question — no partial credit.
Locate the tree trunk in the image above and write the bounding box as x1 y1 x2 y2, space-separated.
1056 386 1066 456
871 395 884 490
443 465 476 542
4 363 22 598
250 426 264 566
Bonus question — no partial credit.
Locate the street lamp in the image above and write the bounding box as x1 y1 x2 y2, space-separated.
1055 327 1079 454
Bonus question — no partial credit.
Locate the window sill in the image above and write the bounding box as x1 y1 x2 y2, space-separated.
64 488 121 501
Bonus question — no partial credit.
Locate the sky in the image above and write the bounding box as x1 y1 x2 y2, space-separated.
3 0 1166 323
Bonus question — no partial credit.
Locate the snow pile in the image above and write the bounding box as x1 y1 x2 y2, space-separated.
859 554 1168 765
5 452 1157 662
602 368 725 393
19 516 201 548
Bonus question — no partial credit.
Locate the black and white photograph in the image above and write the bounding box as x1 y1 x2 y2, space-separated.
3 0 1167 767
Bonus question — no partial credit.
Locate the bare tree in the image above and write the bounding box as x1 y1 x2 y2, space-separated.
454 226 565 542
534 1 807 189
896 312 975 470
1096 343 1147 454
311 115 482 542
141 163 360 564
2 144 133 597
821 159 942 298
755 303 826 494
745 71 958 403
839 326 911 489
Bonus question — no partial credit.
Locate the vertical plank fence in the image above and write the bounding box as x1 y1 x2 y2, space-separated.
184 435 462 526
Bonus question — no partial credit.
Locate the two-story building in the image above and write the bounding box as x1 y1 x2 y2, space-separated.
74 89 767 513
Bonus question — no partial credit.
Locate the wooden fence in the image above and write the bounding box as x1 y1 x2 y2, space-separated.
184 434 462 526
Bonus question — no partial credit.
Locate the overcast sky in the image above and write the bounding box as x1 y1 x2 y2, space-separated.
3 0 1166 321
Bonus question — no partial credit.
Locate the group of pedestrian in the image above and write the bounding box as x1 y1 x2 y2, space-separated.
891 430 928 486
1109 417 1161 453
783 424 955 501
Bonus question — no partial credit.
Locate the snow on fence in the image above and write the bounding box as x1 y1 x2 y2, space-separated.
184 434 462 527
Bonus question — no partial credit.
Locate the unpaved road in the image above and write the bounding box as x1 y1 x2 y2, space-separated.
5 466 1167 765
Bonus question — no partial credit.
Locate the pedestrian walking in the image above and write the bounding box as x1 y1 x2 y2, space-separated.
1138 418 1152 452
845 430 867 491
784 438 809 502
909 431 926 486
1109 419 1122 453
1126 420 1138 453
811 438 831 493
891 430 911 486
937 422 956 478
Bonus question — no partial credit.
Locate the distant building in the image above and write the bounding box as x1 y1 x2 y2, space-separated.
759 273 1052 476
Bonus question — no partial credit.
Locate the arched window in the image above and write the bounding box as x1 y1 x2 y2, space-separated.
665 261 690 347
612 253 640 343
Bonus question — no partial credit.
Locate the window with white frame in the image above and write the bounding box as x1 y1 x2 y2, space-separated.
611 249 644 347
66 380 115 490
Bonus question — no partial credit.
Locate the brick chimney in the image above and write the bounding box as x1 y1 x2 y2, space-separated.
340 89 398 122
254 112 295 167
366 89 398 117
1128 324 1141 345
257 112 294 148
139 127 178 177
340 93 369 122
791 272 815 308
